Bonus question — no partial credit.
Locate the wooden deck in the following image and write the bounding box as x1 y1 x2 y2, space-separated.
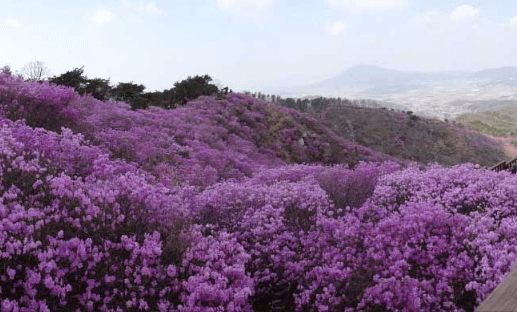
476 260 517 311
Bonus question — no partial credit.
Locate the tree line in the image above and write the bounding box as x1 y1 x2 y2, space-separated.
46 66 228 110
2 60 385 113
1 61 230 111
240 91 386 113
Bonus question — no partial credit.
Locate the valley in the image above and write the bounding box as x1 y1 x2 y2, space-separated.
280 65 517 121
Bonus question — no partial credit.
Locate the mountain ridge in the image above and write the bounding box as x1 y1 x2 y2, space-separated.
291 64 517 94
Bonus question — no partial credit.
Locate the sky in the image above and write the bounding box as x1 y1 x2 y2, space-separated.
1 0 517 93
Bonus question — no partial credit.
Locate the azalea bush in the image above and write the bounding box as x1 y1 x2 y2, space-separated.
1 68 517 311
0 72 78 132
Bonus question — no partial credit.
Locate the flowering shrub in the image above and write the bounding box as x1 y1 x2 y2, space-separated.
1 71 517 311
0 118 200 311
58 90 401 189
356 164 517 311
0 71 78 132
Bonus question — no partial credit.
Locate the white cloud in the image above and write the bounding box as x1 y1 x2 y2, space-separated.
215 0 277 28
499 16 517 28
408 10 449 36
409 10 438 24
91 8 115 24
143 2 163 14
90 2 163 25
4 18 21 28
410 7 485 35
121 0 164 15
216 0 277 12
326 0 411 13
325 20 348 36
448 4 479 22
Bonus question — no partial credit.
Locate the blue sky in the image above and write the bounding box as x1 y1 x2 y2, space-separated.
1 0 517 93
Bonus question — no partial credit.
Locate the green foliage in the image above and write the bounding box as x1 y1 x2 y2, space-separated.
111 81 147 110
469 120 509 137
48 66 112 101
284 98 296 109
146 89 174 109
48 66 88 92
83 77 111 101
453 109 517 139
111 82 145 103
171 74 219 106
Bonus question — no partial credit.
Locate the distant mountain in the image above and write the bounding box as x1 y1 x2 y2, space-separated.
471 67 517 80
295 65 517 94
317 65 422 88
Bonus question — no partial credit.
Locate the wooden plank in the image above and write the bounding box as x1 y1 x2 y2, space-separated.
476 260 517 311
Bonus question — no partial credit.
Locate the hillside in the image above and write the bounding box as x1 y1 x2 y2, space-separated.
454 107 517 137
316 104 507 167
1 70 517 311
454 107 517 159
71 94 403 189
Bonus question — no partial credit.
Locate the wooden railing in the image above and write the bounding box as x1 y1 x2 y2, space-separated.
491 156 517 173
476 157 517 311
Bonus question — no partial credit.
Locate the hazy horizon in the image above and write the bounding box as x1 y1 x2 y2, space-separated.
2 0 517 93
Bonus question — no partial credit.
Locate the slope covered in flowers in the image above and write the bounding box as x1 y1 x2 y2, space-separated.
0 70 515 311
66 89 399 189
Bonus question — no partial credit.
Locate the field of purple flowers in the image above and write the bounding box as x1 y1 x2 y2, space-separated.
0 70 516 311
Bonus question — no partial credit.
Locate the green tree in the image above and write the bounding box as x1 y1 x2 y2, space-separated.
130 93 151 110
146 89 174 109
284 97 296 109
311 97 325 111
111 82 146 102
49 66 88 92
301 99 310 110
110 82 148 110
49 66 113 101
171 75 219 106
83 77 112 101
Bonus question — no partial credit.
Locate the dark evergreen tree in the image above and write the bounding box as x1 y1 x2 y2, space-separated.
285 98 296 109
300 99 309 111
49 66 112 101
48 66 88 93
83 77 112 101
111 82 146 103
146 89 174 109
170 75 219 106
